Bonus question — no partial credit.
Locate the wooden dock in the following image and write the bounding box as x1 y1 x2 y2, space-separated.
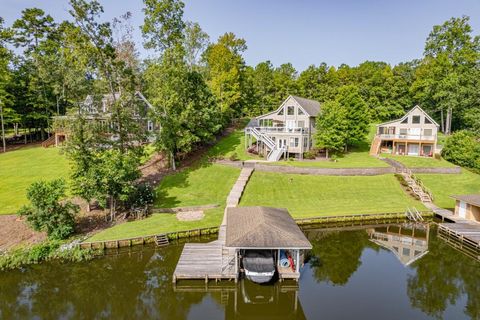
173 224 238 283
438 222 480 249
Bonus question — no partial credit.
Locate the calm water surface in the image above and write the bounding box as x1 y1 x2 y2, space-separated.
1 223 479 320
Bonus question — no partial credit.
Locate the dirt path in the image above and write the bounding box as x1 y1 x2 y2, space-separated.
0 215 46 251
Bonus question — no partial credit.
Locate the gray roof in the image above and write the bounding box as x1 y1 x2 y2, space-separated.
451 194 480 207
225 206 312 249
291 96 321 116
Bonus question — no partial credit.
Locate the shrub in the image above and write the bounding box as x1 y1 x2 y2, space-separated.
126 183 155 209
18 179 79 240
441 131 480 170
0 241 97 271
229 152 239 161
303 150 317 160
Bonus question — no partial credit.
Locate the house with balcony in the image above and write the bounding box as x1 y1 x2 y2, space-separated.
245 95 320 161
50 91 156 147
370 105 439 157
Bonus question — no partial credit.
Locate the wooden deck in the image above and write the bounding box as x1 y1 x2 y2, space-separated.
438 222 480 249
173 224 238 283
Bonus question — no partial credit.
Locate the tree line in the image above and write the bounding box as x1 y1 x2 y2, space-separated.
0 0 479 236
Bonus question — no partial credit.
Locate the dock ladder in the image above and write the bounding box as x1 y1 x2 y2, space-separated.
155 234 169 246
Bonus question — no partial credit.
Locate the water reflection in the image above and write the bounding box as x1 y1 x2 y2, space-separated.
0 223 479 319
367 223 430 266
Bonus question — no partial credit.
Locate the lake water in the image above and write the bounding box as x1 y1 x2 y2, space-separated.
1 223 479 319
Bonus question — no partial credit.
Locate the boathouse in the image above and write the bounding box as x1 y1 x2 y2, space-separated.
225 207 312 282
451 194 480 223
173 206 312 284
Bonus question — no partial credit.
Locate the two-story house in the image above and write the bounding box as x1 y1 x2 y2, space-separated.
51 91 156 147
370 106 439 157
245 95 320 161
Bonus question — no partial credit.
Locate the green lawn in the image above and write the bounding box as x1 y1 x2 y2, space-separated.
383 154 456 168
270 150 389 168
206 129 262 161
0 146 70 215
416 169 480 209
240 171 424 217
88 206 225 241
154 163 240 208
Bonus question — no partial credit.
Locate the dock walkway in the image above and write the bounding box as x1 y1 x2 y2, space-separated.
173 167 254 283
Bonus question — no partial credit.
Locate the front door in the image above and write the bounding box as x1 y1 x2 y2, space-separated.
278 138 287 149
459 201 467 218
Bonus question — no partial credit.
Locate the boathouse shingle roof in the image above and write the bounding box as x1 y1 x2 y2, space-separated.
225 206 312 249
451 194 480 207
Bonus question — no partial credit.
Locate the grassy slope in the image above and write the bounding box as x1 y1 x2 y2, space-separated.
88 206 225 241
383 154 455 168
154 163 240 208
206 129 262 161
88 163 240 241
0 146 69 215
416 169 480 209
240 171 424 217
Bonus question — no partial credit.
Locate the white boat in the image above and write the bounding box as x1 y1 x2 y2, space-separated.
242 250 276 284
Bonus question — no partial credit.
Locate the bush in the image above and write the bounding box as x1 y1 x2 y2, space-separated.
441 131 480 170
126 183 155 209
229 152 239 161
303 150 317 160
0 241 97 271
18 179 79 240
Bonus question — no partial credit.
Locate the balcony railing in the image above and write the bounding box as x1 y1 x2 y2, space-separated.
377 134 436 141
255 127 309 134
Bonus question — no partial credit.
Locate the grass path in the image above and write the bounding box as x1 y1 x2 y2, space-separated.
240 171 424 217
0 146 69 215
416 170 480 209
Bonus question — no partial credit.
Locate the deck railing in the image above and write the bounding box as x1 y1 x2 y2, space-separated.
377 133 436 141
255 127 309 134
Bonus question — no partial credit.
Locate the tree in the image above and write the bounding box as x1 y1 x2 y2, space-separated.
314 101 347 158
183 21 209 70
412 16 480 134
18 179 79 239
336 85 369 150
142 0 185 52
441 130 480 170
204 32 247 120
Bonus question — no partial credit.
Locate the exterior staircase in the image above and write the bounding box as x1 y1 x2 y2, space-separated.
245 127 283 162
41 135 56 148
401 169 433 203
369 136 381 155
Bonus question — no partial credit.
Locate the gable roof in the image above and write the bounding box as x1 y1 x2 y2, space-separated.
451 194 480 207
290 95 321 116
378 105 439 127
225 206 312 249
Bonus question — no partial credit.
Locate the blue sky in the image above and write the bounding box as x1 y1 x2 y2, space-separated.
2 0 480 71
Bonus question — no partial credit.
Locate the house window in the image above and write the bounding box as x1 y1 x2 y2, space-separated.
424 129 432 136
378 127 385 134
298 108 305 115
259 119 263 126
401 117 409 124
400 128 407 136
424 117 432 124
147 120 154 132
287 106 295 115
297 120 305 128
303 137 308 148
289 137 299 148
412 115 421 124
277 108 284 115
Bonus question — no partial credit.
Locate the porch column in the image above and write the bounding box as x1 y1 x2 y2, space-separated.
392 141 395 155
295 250 300 273
405 141 408 155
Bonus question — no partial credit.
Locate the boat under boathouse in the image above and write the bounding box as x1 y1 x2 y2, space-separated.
173 206 312 284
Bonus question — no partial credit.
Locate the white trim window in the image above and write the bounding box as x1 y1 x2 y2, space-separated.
147 120 154 132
